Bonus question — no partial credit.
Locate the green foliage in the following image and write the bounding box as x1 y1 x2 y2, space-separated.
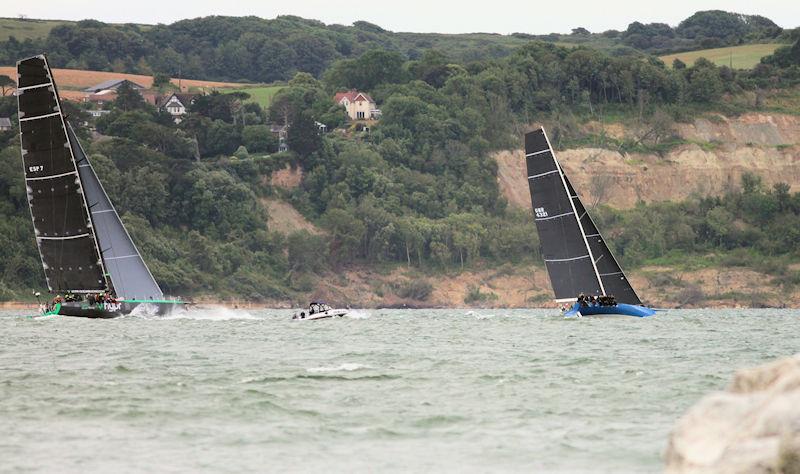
287 231 327 273
113 82 148 111
287 111 323 160
152 72 171 88
325 49 408 91
242 125 277 153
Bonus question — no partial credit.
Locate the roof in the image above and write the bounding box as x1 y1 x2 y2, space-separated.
334 90 374 104
0 117 11 127
161 93 197 107
83 79 145 93
87 92 118 102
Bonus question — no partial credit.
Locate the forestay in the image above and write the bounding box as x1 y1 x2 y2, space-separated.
524 128 641 305
17 55 107 292
67 124 163 300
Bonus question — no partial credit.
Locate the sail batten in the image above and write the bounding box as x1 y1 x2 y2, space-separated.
525 127 642 304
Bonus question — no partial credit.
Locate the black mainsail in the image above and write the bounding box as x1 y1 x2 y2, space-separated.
18 55 107 293
18 54 163 301
525 128 641 305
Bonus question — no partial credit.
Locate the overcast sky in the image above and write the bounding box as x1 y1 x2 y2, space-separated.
15 0 800 34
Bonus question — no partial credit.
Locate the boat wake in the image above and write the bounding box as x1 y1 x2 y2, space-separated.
168 306 259 321
346 310 371 320
129 305 259 321
128 303 162 317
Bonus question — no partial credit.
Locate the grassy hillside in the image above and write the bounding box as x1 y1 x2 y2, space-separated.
0 17 67 41
227 86 284 108
659 43 782 69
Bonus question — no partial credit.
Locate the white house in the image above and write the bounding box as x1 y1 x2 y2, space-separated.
159 93 196 123
334 90 380 121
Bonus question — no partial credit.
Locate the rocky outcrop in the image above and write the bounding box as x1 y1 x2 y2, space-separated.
497 113 800 210
665 354 800 473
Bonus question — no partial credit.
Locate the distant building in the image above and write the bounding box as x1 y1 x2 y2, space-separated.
159 93 197 123
270 124 289 152
83 79 146 94
334 90 380 121
87 110 111 118
0 117 12 131
85 90 117 106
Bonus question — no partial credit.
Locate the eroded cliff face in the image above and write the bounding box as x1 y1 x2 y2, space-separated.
497 113 800 210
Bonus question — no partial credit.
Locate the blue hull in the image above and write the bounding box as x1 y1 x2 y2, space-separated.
563 302 655 318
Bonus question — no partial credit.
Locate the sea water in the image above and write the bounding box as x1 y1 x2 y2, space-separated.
1 308 798 473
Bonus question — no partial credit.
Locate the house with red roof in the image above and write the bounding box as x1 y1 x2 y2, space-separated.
333 90 381 121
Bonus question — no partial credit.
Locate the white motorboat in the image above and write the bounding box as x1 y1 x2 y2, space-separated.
292 302 349 321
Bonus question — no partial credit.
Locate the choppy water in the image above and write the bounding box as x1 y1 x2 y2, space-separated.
1 308 799 473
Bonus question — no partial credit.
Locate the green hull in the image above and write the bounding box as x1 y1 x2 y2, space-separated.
43 300 185 318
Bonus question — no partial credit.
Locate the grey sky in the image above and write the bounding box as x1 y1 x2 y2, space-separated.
15 0 799 34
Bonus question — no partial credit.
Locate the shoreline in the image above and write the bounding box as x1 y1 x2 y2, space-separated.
0 300 791 310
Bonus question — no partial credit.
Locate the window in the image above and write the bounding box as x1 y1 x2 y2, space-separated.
357 111 365 119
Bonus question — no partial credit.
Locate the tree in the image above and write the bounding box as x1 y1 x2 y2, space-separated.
287 230 327 272
321 208 365 265
325 49 407 91
152 72 171 88
184 169 262 238
242 125 278 153
687 65 723 103
287 111 322 160
113 82 147 111
0 75 14 96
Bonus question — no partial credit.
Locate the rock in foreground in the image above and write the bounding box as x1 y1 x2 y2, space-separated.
665 354 800 473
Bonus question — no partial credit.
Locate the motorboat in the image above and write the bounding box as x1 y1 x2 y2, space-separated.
292 302 349 321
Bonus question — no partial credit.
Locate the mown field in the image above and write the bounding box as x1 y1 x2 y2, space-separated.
659 43 783 69
0 66 253 100
226 86 284 107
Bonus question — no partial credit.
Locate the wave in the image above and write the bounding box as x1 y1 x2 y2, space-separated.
306 363 371 373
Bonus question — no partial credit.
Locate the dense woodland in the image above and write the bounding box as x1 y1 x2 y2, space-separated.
0 12 799 300
0 11 796 82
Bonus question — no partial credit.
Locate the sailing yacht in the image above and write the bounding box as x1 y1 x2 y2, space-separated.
524 127 655 317
17 54 184 318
